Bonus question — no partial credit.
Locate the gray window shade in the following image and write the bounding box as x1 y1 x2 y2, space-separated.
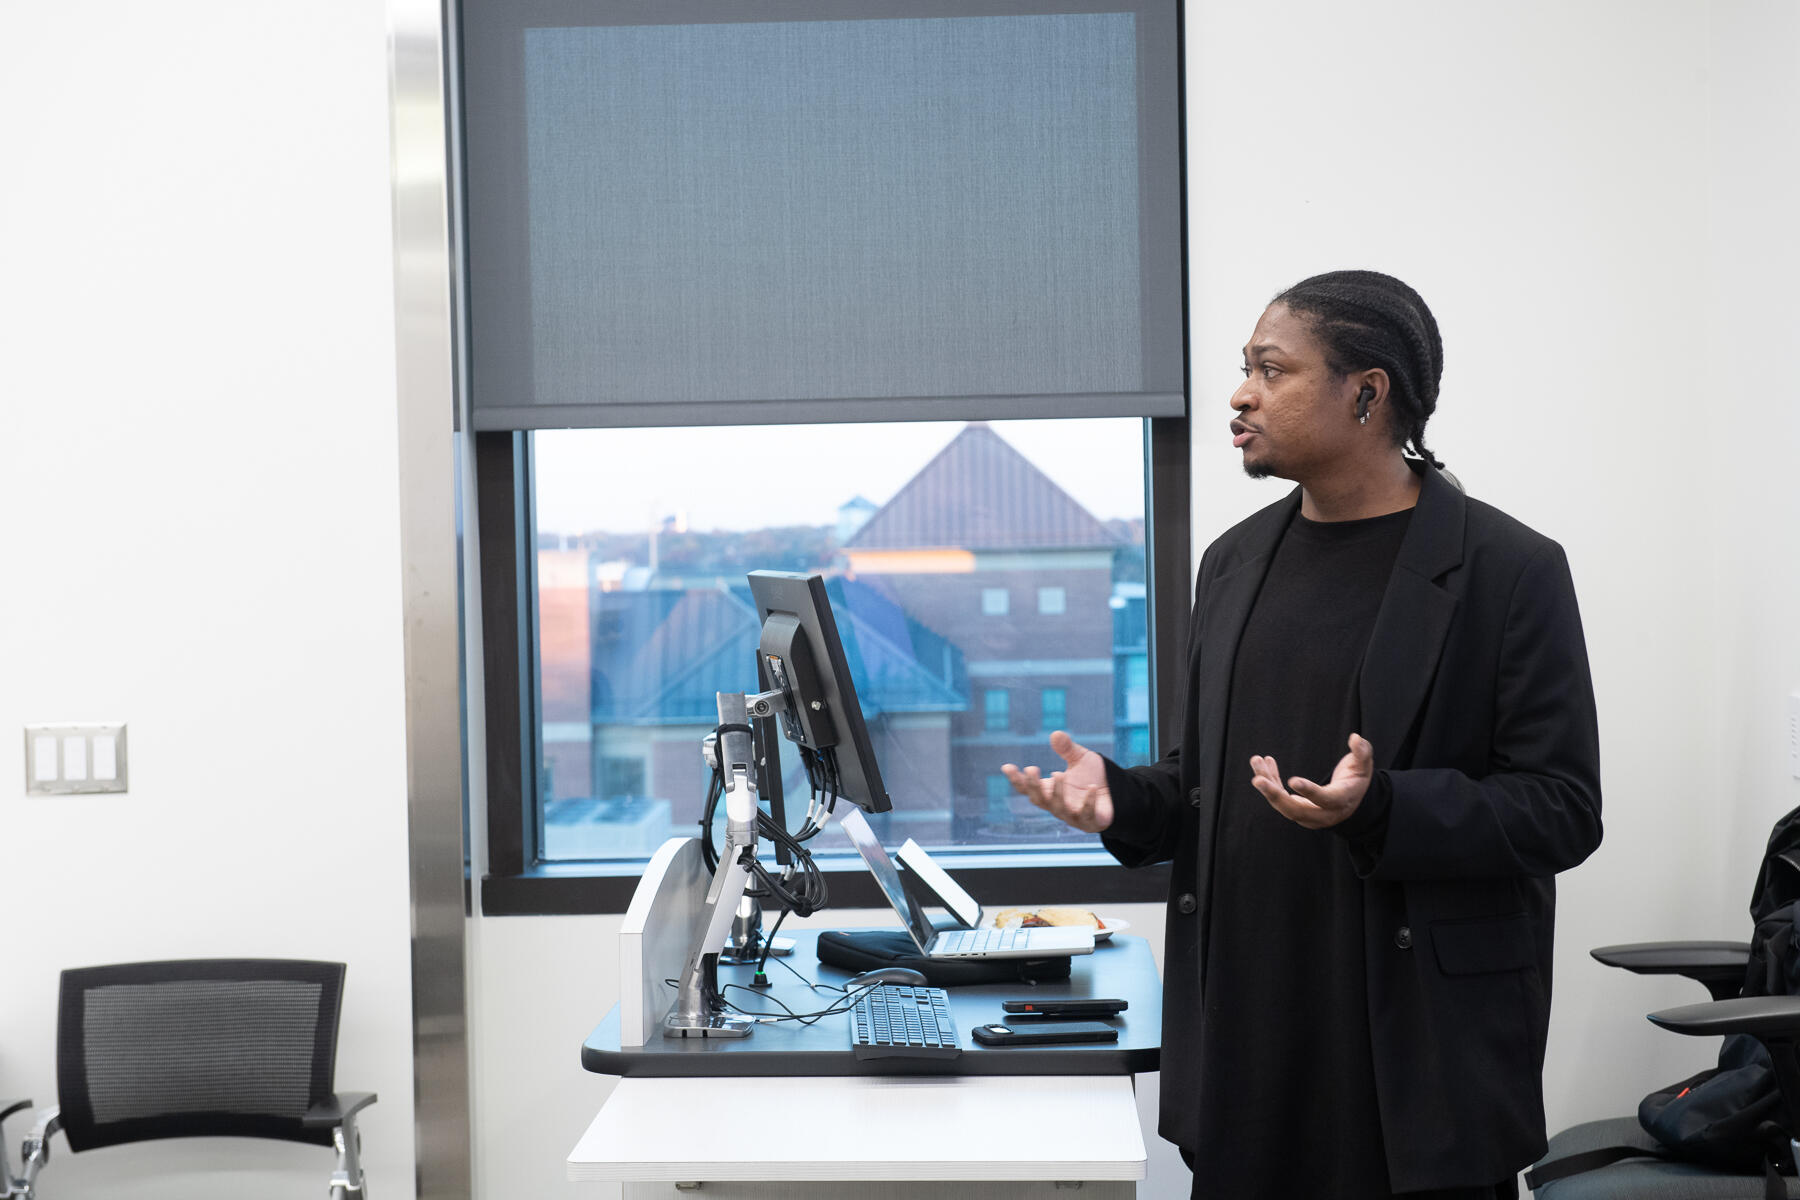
461 1 1186 430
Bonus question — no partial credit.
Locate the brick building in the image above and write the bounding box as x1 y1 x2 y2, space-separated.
841 423 1126 842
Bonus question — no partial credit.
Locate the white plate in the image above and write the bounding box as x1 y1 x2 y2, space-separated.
1094 917 1129 943
986 914 1130 942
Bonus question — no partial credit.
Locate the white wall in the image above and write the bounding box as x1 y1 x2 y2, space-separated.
0 1 417 1197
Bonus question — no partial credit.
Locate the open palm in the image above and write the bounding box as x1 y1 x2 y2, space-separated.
1249 733 1375 829
1001 730 1114 834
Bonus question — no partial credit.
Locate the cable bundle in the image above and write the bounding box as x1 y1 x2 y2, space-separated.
696 721 836 918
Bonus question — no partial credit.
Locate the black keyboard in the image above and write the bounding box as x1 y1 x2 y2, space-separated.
849 984 962 1061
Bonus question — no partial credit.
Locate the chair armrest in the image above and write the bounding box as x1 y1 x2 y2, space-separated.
1 1098 31 1123
12 1105 62 1193
1649 995 1800 1041
303 1091 378 1130
1592 941 1751 1002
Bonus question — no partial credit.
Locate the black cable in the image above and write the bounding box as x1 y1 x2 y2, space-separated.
745 809 828 916
820 746 843 815
696 717 841 927
716 980 882 1026
787 745 831 843
754 907 789 979
698 766 724 875
770 952 839 994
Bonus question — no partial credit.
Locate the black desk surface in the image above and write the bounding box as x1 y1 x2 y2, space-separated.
582 928 1162 1078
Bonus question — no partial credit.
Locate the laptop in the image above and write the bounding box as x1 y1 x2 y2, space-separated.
836 808 1094 960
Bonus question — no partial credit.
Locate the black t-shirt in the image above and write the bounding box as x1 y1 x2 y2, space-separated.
1190 506 1412 1197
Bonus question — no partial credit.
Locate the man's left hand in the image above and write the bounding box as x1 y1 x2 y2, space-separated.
1250 733 1374 829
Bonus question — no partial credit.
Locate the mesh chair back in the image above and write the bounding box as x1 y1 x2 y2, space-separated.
56 959 345 1152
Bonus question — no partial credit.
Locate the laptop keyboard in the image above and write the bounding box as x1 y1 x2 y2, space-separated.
932 927 1026 955
849 985 962 1061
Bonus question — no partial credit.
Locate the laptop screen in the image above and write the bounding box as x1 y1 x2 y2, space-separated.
836 808 938 952
895 838 982 929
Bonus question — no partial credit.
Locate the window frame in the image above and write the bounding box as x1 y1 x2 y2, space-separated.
477 416 1191 915
467 0 1194 915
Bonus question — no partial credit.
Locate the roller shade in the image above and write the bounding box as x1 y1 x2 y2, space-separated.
460 1 1186 430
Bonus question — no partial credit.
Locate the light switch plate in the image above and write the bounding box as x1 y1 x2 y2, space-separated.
1789 692 1800 781
24 724 129 794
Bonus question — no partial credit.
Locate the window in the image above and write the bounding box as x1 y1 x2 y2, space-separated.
1127 726 1152 761
1041 687 1067 732
985 774 1017 827
600 756 645 798
488 418 1182 873
460 0 1191 912
984 687 1012 734
482 421 1189 910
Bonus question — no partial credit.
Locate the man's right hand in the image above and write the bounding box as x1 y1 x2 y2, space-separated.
1002 730 1114 834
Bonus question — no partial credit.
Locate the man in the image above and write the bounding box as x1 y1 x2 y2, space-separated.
1004 271 1602 1199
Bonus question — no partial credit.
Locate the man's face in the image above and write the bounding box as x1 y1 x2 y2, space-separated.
1229 303 1356 482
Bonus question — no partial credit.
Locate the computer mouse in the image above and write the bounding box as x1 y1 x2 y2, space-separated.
847 967 929 988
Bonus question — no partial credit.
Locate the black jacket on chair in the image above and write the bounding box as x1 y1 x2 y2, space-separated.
1102 462 1603 1192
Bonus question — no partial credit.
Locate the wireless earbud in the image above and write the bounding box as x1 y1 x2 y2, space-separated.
1355 386 1374 422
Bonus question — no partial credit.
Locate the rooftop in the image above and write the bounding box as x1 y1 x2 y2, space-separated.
844 423 1117 552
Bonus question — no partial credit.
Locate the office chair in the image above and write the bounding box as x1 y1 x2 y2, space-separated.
0 959 375 1199
1530 941 1800 1198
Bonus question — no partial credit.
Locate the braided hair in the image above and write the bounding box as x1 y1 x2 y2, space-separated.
1272 270 1445 469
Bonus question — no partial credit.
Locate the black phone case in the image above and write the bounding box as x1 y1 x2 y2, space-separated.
1001 998 1128 1017
972 1020 1120 1047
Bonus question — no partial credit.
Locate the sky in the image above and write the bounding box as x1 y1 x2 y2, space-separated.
531 417 1148 535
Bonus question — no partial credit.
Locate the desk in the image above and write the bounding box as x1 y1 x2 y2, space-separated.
581 929 1162 1077
569 841 1161 1196
574 930 1159 1194
568 1075 1144 1196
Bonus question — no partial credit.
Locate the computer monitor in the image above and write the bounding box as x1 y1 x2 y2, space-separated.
746 570 891 815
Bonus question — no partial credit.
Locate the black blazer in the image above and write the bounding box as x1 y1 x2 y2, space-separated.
1102 463 1603 1192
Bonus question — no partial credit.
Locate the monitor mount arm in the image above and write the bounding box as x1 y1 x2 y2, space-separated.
718 687 797 964
742 686 789 721
664 690 767 1039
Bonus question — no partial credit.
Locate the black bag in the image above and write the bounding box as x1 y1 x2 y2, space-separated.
1636 1025 1791 1173
1528 805 1800 1196
815 929 1072 987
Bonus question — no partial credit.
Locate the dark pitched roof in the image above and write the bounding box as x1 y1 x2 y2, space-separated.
843 423 1116 552
592 579 966 725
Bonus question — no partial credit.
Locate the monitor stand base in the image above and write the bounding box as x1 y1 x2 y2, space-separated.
662 1013 753 1039
718 936 795 963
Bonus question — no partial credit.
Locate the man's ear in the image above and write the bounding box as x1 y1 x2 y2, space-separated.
1358 369 1392 411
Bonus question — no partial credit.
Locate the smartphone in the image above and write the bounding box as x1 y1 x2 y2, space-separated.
972 1020 1120 1047
1001 998 1128 1019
